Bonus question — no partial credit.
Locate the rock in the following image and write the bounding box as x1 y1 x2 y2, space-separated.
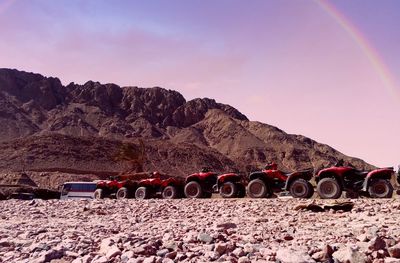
214 243 227 255
389 244 400 258
121 251 134 261
92 256 108 263
283 235 294 241
385 257 400 263
197 233 213 244
369 237 386 251
162 259 174 263
276 248 316 263
143 256 156 263
127 257 144 263
105 246 121 259
162 241 177 251
357 234 369 242
216 223 237 229
156 249 169 257
233 248 246 257
133 246 146 255
332 246 368 263
238 256 251 263
99 238 113 254
243 243 255 254
165 251 177 259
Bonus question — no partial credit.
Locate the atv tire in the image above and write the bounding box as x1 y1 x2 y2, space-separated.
94 189 104 199
289 179 313 198
306 182 314 198
317 178 342 199
135 187 150 200
162 185 178 199
247 179 270 198
184 181 203 198
116 187 130 199
368 179 393 198
220 182 238 198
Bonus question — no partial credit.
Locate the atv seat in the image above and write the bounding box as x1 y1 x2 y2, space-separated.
354 170 369 176
283 172 294 177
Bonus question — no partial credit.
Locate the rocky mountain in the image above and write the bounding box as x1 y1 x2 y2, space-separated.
0 68 373 188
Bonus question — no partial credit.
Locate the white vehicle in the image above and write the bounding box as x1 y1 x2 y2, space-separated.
60 182 97 200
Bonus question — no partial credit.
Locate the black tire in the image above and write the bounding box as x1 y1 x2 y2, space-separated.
116 187 130 199
237 184 246 198
135 187 150 200
306 182 314 198
162 185 178 199
219 182 238 198
317 178 342 199
247 179 269 198
289 179 312 198
94 189 104 199
368 179 393 198
184 181 203 198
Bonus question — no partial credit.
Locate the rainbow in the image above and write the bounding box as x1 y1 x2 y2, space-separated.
315 0 400 101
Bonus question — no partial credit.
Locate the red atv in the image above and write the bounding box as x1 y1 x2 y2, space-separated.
134 172 184 200
94 176 138 199
215 173 246 198
316 161 394 199
247 163 314 198
184 169 245 198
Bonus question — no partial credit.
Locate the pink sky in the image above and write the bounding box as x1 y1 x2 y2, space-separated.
0 0 399 168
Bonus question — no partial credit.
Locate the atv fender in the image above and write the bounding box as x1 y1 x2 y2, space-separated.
249 172 266 182
217 173 241 189
284 169 313 191
362 168 394 191
315 171 344 189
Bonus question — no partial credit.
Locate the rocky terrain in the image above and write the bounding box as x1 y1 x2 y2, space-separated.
0 68 375 190
1 198 400 263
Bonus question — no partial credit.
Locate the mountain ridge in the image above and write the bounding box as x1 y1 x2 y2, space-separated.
0 68 374 188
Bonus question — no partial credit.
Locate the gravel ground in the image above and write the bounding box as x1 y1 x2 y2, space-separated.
1 198 400 263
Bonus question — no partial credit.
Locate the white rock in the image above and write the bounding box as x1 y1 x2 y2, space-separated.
276 248 316 263
106 245 121 259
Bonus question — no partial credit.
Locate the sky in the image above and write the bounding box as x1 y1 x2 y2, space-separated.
0 0 399 168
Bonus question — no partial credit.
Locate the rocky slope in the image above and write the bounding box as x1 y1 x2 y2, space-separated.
0 68 374 188
1 198 400 263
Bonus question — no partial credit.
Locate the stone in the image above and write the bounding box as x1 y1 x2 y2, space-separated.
156 249 169 257
197 233 213 244
238 256 251 263
165 251 177 259
92 256 108 263
243 243 255 254
214 243 227 255
121 251 134 261
106 246 121 259
332 246 368 263
389 244 400 258
369 237 387 251
276 248 316 263
216 223 237 229
385 258 400 263
143 256 156 263
233 248 246 257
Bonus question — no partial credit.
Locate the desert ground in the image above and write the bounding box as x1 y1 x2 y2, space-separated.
1 198 400 263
